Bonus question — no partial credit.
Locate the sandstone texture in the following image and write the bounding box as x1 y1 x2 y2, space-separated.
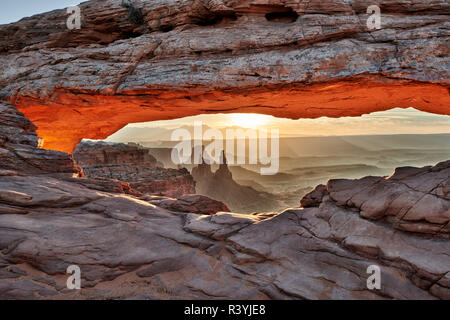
73 140 159 167
143 194 230 215
73 140 196 198
0 0 447 152
0 103 81 177
302 163 450 238
0 102 449 300
191 151 282 212
0 0 449 300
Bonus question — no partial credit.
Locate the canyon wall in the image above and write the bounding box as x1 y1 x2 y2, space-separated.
73 141 197 198
0 0 448 152
73 141 159 167
191 152 281 212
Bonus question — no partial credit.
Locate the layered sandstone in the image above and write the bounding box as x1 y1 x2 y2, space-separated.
0 0 449 300
191 151 281 212
0 0 448 152
73 141 159 167
302 162 450 238
0 103 449 300
73 140 196 198
0 103 81 177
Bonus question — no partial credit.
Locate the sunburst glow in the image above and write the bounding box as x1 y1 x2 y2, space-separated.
228 113 271 128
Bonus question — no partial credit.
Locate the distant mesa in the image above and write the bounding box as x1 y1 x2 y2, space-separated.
73 140 196 198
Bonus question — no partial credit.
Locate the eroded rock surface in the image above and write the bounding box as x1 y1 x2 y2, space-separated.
191 151 281 212
0 0 449 299
0 0 448 151
73 141 196 198
143 194 230 215
302 162 450 238
73 140 159 167
0 103 81 177
0 102 449 300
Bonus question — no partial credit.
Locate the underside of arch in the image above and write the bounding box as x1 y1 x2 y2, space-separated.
10 78 450 153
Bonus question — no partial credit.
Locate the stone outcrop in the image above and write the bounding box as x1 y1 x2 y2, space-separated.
73 141 158 168
142 194 230 215
0 105 141 198
0 102 449 300
302 162 450 238
0 103 82 177
191 151 281 212
73 140 196 198
0 0 448 152
128 170 196 198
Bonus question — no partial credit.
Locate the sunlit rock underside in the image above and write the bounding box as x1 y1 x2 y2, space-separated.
0 0 448 152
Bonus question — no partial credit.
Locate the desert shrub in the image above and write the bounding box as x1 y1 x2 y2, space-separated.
121 0 144 25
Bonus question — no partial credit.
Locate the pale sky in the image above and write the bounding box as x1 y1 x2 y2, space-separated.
122 108 450 137
0 0 81 25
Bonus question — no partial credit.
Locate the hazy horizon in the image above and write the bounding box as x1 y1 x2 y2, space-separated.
106 107 450 142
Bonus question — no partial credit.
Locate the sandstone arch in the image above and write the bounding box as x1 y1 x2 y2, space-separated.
9 80 449 153
0 0 448 152
0 0 449 300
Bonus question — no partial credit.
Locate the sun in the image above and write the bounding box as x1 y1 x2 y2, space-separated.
228 113 271 128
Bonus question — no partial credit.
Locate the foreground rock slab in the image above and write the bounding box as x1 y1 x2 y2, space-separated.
302 161 450 237
0 162 449 299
